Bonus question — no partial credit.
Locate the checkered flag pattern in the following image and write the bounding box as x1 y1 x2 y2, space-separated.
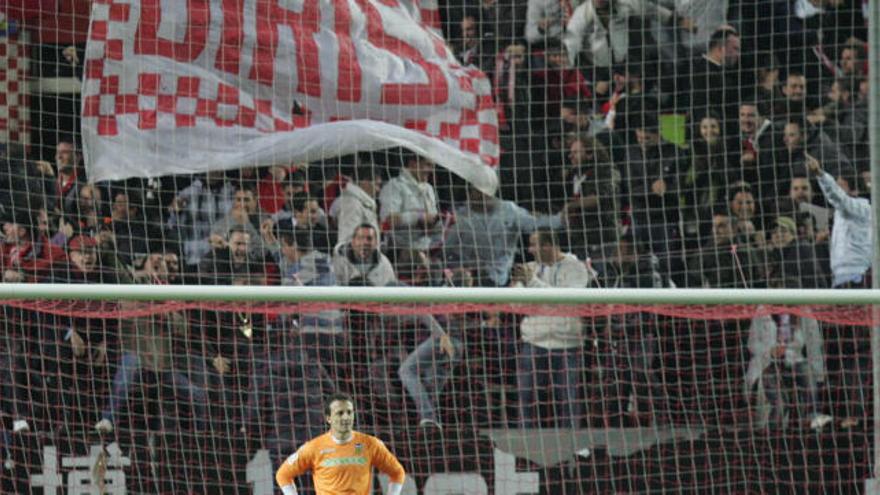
0 31 29 146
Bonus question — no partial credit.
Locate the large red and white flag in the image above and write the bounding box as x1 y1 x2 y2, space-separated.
81 0 499 194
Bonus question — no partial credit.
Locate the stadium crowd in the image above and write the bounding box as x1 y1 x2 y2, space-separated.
0 0 874 481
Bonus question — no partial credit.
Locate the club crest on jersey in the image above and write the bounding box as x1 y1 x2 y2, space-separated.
354 443 363 455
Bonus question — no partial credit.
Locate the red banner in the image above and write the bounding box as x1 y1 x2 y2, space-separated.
81 0 499 193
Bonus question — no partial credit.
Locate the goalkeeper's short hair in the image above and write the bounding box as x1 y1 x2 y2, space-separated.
324 392 355 416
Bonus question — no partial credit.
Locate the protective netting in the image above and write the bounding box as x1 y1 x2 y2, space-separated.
0 300 875 493
0 0 876 492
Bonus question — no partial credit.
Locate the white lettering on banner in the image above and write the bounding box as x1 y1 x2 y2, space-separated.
30 446 63 494
246 449 275 495
33 446 538 493
82 0 499 195
493 448 540 494
423 473 489 494
32 443 131 495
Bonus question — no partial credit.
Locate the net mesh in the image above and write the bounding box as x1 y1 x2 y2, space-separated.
0 300 875 493
0 0 876 492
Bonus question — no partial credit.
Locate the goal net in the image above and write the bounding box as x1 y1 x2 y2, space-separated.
0 294 875 494
1 0 876 493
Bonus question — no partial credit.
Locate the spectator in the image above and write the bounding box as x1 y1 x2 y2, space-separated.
678 27 747 132
260 222 341 395
594 232 667 423
679 113 734 244
94 253 209 434
621 112 684 254
162 246 184 285
198 271 274 425
1 331 32 439
759 0 866 91
684 213 759 288
782 119 850 184
530 40 592 122
390 247 438 287
281 168 311 205
807 151 872 429
55 234 121 284
727 185 764 249
729 102 780 201
601 64 657 133
199 226 278 285
329 166 382 246
562 135 621 260
444 186 565 287
837 42 867 79
455 15 488 70
396 295 459 430
819 78 869 168
379 153 442 251
243 339 327 463
16 141 84 214
492 41 533 137
763 216 828 288
57 184 106 244
467 0 527 61
668 0 730 54
1 206 66 283
513 228 592 429
755 65 783 113
257 165 307 215
48 234 122 406
399 270 481 430
563 0 682 71
787 175 830 236
778 120 809 176
333 224 396 287
106 189 152 267
559 96 593 137
745 297 831 430
806 154 871 288
773 71 812 120
525 0 573 47
166 170 235 270
270 191 334 254
28 140 84 215
210 186 268 258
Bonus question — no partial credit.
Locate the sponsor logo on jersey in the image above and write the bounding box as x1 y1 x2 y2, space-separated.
319 448 336 455
321 456 367 467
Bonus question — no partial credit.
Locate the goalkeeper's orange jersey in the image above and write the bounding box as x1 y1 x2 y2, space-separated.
275 431 405 494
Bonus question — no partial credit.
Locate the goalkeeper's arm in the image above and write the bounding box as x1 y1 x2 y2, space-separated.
276 451 307 495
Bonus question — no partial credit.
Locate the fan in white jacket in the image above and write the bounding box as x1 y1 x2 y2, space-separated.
329 167 382 247
513 228 594 428
526 0 582 46
745 311 830 430
379 155 442 251
807 153 872 288
518 251 595 349
563 0 674 67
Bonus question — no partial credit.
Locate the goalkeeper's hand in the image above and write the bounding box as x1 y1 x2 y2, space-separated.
439 335 455 359
213 355 231 375
70 330 87 358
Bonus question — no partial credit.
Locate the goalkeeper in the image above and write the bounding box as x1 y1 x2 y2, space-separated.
276 393 406 495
